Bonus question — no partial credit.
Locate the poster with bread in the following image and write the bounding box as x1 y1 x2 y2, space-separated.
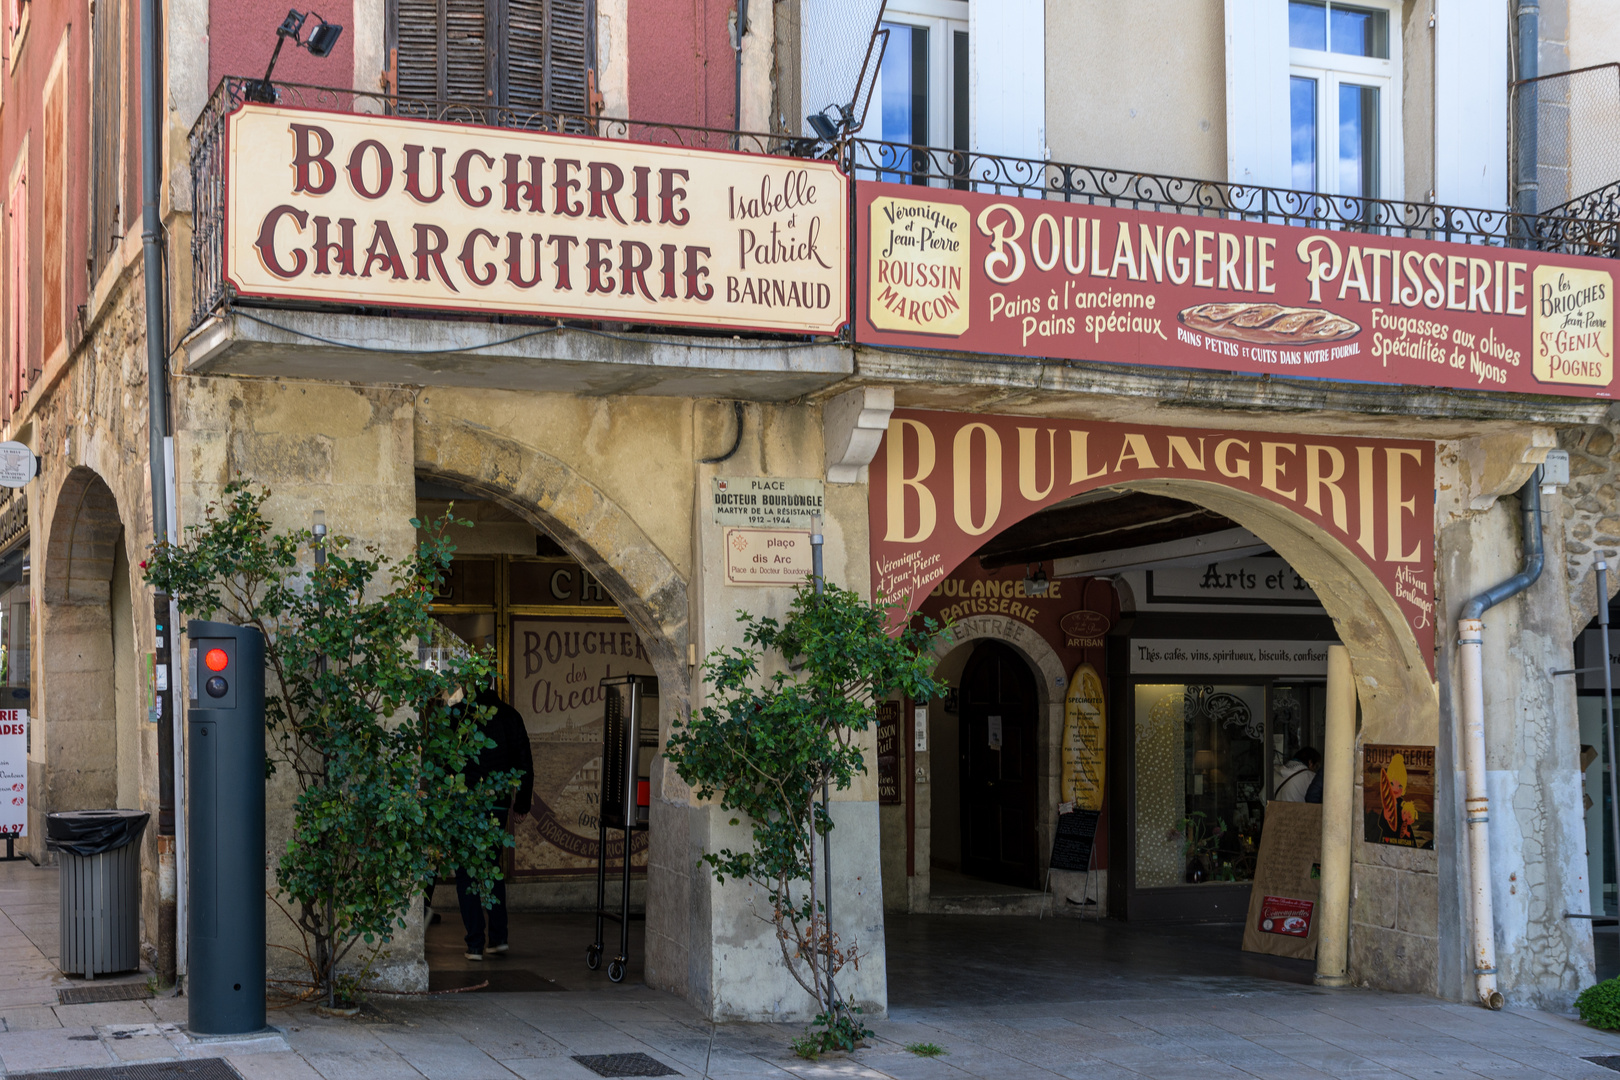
857 180 1616 400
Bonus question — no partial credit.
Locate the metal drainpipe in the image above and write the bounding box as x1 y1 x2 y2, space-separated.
140 0 177 984
1457 466 1545 1010
1515 0 1539 217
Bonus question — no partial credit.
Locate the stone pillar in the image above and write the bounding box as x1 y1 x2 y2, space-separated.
672 401 889 1021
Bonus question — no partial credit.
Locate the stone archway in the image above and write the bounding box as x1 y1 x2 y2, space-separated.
916 621 1070 910
413 413 687 689
35 466 133 853
411 409 694 995
1115 478 1437 743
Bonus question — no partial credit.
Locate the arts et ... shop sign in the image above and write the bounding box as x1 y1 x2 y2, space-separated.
857 180 1616 399
868 409 1436 674
223 105 848 334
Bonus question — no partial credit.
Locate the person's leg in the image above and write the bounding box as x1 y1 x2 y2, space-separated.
454 867 486 956
487 872 508 950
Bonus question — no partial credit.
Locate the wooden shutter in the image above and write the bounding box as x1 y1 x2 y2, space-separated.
390 0 589 119
444 0 489 105
505 0 545 112
90 0 120 284
41 68 62 362
393 0 443 102
8 175 26 412
545 0 588 116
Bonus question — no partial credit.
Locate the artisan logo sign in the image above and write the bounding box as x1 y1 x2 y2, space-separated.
224 105 848 334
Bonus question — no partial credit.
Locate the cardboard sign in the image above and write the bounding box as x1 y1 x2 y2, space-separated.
0 709 25 836
1048 807 1101 873
858 180 1616 399
1242 800 1322 960
225 105 848 334
870 409 1435 673
1363 744 1436 850
509 618 654 878
1061 663 1106 811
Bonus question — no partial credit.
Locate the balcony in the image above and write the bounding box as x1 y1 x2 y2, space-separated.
183 77 1620 412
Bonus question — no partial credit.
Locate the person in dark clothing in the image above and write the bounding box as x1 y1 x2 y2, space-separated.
456 686 535 960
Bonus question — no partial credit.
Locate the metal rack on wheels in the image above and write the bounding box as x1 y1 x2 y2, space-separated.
586 674 657 983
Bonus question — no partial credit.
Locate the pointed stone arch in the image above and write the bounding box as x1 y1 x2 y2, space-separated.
36 465 134 847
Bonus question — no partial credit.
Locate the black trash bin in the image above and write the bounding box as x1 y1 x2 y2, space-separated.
47 809 149 978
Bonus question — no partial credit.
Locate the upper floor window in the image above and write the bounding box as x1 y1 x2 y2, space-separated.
872 1 968 183
387 0 591 116
1287 0 1399 201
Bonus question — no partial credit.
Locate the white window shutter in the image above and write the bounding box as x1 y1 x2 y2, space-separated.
970 0 1044 160
1224 0 1291 189
1435 0 1508 210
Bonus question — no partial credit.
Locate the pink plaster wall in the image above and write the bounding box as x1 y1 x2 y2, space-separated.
208 0 354 94
628 0 736 130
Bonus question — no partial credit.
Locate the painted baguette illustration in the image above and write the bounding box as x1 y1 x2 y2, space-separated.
1178 302 1360 345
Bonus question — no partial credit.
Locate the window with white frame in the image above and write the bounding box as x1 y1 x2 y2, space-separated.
872 0 967 182
1287 0 1400 201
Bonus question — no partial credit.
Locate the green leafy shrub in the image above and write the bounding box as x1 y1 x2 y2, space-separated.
665 581 942 1053
1578 978 1620 1030
144 482 516 1006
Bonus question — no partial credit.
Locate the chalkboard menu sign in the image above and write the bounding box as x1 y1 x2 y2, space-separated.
1048 808 1100 872
877 701 901 805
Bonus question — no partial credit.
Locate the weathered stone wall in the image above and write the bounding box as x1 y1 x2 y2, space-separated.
1436 440 1594 1009
25 264 166 968
1556 420 1620 629
173 376 424 989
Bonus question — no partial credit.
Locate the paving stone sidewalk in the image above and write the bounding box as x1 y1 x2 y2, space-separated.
3 982 1620 1080
5 861 1620 1078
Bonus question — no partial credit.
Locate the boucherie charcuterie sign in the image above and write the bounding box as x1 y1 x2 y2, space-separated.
224 105 847 333
857 180 1615 398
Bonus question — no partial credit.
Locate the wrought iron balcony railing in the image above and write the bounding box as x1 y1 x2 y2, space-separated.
845 139 1620 256
189 77 1620 334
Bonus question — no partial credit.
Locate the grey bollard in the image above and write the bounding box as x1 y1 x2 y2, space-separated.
186 620 267 1035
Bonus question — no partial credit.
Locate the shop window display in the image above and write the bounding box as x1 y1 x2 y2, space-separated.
1135 684 1267 886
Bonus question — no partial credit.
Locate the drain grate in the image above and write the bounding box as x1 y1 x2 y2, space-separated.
571 1052 679 1077
58 982 156 1005
8 1059 241 1080
1588 1058 1620 1074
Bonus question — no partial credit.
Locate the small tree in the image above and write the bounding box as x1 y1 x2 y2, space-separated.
664 581 942 1052
143 482 516 1005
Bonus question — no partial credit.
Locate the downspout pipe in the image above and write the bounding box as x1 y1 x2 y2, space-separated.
1514 0 1539 220
1457 466 1545 1010
140 0 177 985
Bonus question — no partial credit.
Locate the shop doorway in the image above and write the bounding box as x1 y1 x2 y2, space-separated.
1572 603 1620 978
416 477 655 990
958 641 1040 889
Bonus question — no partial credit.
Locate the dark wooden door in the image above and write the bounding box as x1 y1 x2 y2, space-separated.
959 640 1039 888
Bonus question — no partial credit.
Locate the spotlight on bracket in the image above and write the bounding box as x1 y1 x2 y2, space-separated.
244 8 345 103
